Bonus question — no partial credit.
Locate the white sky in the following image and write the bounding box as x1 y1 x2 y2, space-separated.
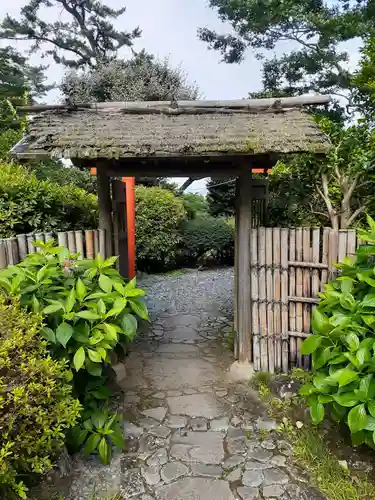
0 0 362 194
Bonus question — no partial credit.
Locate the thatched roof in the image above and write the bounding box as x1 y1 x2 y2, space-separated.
12 97 330 160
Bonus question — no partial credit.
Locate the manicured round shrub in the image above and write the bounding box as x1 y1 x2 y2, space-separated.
180 216 234 264
0 296 81 499
0 163 98 237
135 186 186 272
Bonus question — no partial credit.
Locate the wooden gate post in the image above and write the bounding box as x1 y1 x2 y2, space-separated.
235 169 253 365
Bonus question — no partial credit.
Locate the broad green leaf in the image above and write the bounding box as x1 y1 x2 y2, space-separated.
368 401 375 418
103 323 118 341
328 354 347 365
113 281 125 295
84 433 101 456
111 427 125 449
129 299 149 321
351 431 366 446
42 303 63 315
312 309 329 334
99 274 112 293
312 347 331 370
357 347 371 366
348 404 368 434
56 322 74 347
121 314 138 338
76 310 101 321
333 393 359 407
66 288 76 313
124 278 136 292
365 416 375 431
41 327 56 343
310 400 324 424
0 277 11 292
106 298 126 317
69 427 88 449
73 346 86 371
345 333 359 352
76 278 87 301
313 374 330 390
91 412 106 429
361 293 375 308
88 349 102 363
98 437 110 464
97 299 106 316
103 256 118 268
86 358 102 377
126 288 146 298
32 294 40 313
329 368 359 387
96 347 107 360
301 334 322 355
359 375 373 398
299 384 317 396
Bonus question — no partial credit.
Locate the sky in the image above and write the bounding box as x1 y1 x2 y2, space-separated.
0 0 362 194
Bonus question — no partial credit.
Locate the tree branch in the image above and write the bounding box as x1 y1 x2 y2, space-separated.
346 205 366 227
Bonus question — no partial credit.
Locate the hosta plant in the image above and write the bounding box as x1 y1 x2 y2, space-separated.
0 238 148 461
300 215 375 448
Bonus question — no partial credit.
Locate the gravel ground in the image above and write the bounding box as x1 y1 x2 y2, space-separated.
138 267 234 320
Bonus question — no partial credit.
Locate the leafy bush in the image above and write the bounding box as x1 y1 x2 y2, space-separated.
135 186 186 272
181 193 208 219
0 296 81 499
300 215 375 448
28 161 97 194
0 163 98 237
0 129 22 161
0 239 147 465
180 216 234 264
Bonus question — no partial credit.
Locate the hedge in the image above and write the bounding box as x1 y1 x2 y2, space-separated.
180 216 234 265
0 296 81 498
135 186 186 272
0 163 98 237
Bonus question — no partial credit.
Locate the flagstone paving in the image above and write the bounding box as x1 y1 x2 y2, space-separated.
68 269 321 500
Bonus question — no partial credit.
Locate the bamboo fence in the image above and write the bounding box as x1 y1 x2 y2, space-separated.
249 227 360 372
0 230 109 269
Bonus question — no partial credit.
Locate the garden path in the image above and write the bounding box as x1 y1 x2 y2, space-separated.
68 269 319 500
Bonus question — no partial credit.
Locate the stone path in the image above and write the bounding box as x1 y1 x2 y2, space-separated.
68 270 316 500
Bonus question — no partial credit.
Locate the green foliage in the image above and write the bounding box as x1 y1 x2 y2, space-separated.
181 193 208 219
206 177 235 217
0 238 147 465
28 161 97 194
0 0 141 69
0 129 22 161
135 186 186 272
0 296 81 499
180 217 234 264
199 0 372 115
300 216 375 447
0 163 98 237
354 33 375 121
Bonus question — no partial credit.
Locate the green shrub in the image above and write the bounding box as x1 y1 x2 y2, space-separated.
0 296 81 499
135 186 186 272
180 216 234 264
28 161 97 194
300 215 375 448
0 238 147 465
0 129 22 161
0 163 98 237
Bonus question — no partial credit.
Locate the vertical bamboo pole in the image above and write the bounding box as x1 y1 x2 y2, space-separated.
338 230 348 264
328 229 339 280
75 231 84 259
94 230 100 256
85 230 95 259
0 240 6 269
17 234 28 261
99 229 106 259
67 231 76 254
347 230 356 259
34 233 44 252
321 228 330 287
5 238 16 265
251 228 260 370
27 233 35 254
97 165 113 258
234 184 239 359
302 228 311 369
57 231 68 249
258 227 268 371
280 229 289 373
273 227 281 372
289 229 296 368
296 229 303 367
312 228 320 310
266 228 274 373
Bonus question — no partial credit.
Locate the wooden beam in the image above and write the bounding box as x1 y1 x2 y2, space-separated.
17 95 331 113
235 169 253 364
97 165 113 258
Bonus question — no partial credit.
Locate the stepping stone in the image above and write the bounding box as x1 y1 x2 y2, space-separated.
262 468 289 486
211 417 229 432
141 465 161 485
166 415 188 429
167 394 227 419
160 462 189 483
154 477 236 500
225 467 242 482
156 344 198 354
263 484 285 498
237 487 259 500
190 417 208 431
142 407 168 422
171 431 225 464
191 464 223 478
242 470 263 487
124 422 144 438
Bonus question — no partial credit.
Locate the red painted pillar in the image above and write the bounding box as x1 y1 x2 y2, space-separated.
122 177 136 279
